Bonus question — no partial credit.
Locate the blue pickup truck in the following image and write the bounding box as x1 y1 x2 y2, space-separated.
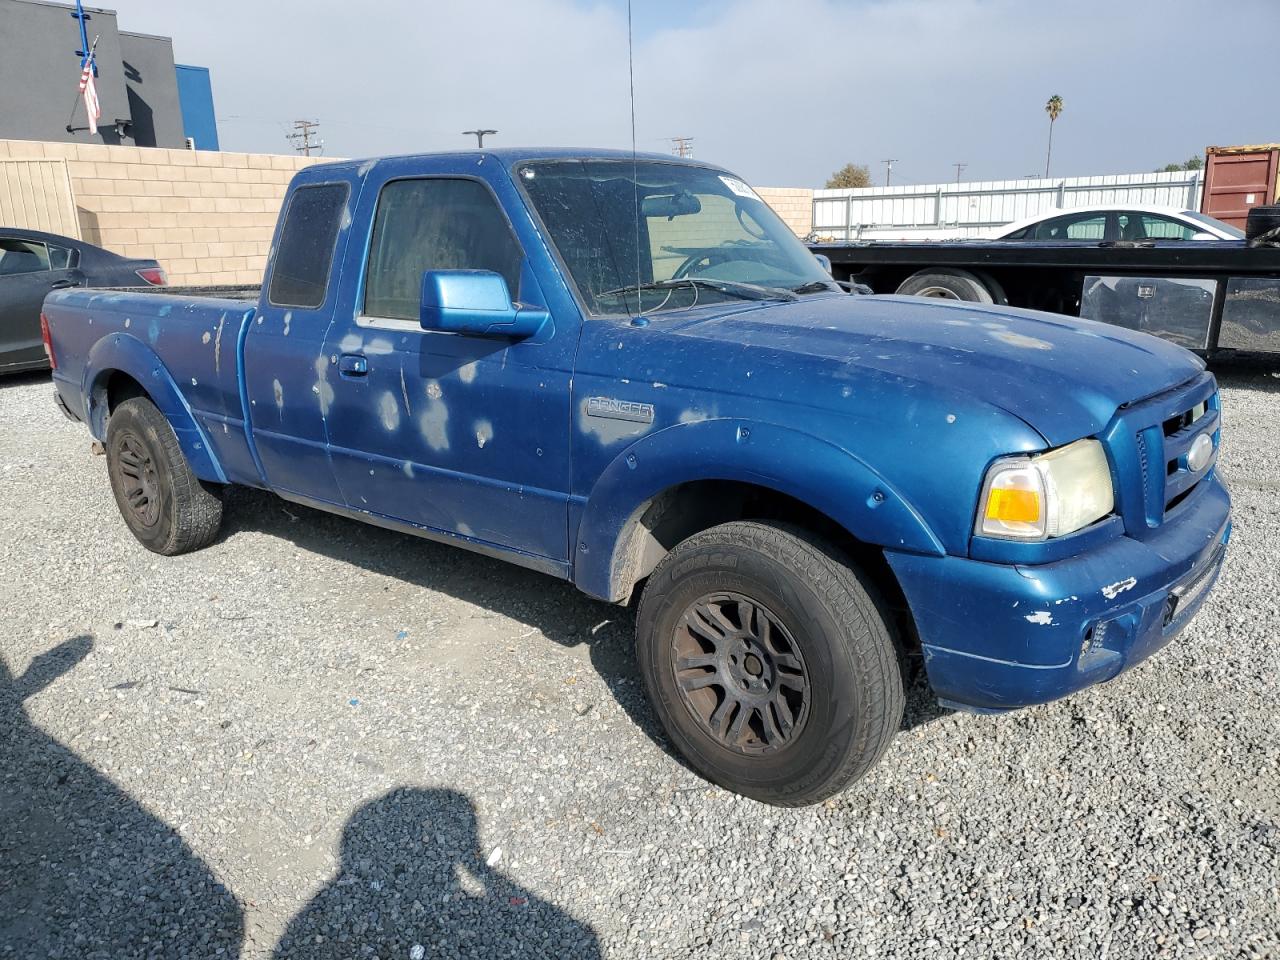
42 149 1231 806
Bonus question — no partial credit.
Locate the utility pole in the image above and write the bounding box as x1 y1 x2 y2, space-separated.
286 119 321 156
881 159 897 187
670 136 695 159
953 161 967 183
463 128 497 147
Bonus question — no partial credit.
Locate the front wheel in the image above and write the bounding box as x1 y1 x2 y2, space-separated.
105 397 223 555
636 521 904 806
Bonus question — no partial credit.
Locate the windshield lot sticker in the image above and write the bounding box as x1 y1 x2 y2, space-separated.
719 176 762 202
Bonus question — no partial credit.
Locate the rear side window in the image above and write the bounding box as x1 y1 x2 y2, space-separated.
47 243 75 269
363 178 522 321
268 183 349 308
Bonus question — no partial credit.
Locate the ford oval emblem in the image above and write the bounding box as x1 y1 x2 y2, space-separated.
1187 433 1214 473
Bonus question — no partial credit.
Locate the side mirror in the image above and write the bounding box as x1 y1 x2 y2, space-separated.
420 270 548 339
812 253 832 275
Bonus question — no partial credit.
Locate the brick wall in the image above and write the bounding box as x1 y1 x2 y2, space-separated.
0 139 327 286
0 138 816 285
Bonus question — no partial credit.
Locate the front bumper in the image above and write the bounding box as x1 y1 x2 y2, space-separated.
886 472 1231 711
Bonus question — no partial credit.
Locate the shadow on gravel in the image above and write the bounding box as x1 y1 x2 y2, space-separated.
274 787 601 959
1213 363 1280 392
223 485 677 756
0 636 244 959
0 370 51 391
222 487 950 756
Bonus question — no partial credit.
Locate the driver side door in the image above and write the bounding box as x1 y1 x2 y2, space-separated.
321 160 575 564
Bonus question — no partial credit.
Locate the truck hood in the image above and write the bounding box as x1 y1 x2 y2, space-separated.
666 293 1206 446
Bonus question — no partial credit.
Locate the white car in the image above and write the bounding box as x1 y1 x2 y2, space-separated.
992 204 1244 242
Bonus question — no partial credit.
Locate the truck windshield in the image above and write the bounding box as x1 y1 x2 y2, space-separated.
517 159 833 315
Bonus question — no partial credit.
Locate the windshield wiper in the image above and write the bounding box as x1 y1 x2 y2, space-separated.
599 277 799 304
792 279 873 295
791 280 840 294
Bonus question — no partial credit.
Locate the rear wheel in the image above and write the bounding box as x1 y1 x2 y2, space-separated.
636 521 904 806
896 268 994 303
105 397 222 555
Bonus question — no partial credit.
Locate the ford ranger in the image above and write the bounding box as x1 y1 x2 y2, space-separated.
42 149 1231 806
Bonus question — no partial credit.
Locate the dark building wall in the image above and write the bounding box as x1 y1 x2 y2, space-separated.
119 31 186 148
0 0 189 148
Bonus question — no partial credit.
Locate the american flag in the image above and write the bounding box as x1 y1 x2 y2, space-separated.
78 56 100 135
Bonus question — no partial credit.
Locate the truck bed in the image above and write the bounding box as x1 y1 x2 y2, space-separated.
44 287 263 487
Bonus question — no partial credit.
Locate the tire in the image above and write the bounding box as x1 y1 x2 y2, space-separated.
635 521 904 806
1245 204 1280 244
896 268 994 303
105 397 223 555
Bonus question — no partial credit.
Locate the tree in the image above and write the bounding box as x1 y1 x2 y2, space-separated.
1157 155 1205 173
1044 95 1064 178
825 163 872 189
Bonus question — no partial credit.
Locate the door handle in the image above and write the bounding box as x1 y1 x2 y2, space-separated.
338 353 368 377
49 279 80 289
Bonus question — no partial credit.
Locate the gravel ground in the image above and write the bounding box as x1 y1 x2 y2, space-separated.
1 366 1278 960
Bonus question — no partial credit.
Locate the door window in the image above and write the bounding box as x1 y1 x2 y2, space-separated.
363 178 522 321
0 238 51 275
267 183 350 308
1031 213 1108 240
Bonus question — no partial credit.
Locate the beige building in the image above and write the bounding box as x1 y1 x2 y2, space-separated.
0 139 814 286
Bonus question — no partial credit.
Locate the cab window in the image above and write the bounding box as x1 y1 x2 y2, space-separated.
268 183 350 309
363 178 522 321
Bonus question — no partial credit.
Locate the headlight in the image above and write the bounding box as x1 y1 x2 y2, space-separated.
977 439 1114 540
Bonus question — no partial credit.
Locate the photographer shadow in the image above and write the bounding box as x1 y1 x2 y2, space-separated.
0 637 243 958
273 786 600 959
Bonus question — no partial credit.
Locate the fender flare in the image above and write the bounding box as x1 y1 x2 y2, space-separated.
83 333 228 484
572 417 945 601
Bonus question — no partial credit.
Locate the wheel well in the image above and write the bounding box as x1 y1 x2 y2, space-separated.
609 479 918 651
104 371 148 412
87 370 150 437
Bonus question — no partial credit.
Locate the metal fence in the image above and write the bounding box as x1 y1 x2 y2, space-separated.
812 170 1205 240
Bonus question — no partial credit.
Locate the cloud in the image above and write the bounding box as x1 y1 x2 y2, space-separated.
121 0 1277 186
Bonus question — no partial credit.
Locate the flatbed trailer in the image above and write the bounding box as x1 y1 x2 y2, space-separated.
811 238 1280 357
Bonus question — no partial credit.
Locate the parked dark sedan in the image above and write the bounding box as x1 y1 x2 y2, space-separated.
1 228 167 374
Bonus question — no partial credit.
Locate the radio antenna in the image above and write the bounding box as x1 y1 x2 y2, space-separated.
626 0 641 315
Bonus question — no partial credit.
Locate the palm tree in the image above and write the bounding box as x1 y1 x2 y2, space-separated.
1044 95 1064 178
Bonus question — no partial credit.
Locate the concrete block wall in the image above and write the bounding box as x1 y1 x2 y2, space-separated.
1 139 815 285
0 139 327 286
756 187 814 238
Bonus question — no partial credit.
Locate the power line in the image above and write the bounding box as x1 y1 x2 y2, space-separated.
881 158 898 187
463 128 497 147
670 136 694 159
286 119 322 156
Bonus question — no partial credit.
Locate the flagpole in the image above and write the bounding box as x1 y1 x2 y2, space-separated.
73 0 92 71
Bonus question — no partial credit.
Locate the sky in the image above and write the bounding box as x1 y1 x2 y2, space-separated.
109 0 1278 188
